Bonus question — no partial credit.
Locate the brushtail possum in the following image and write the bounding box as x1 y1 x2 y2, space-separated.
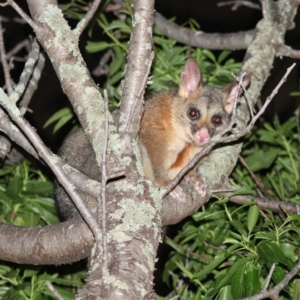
55 58 250 219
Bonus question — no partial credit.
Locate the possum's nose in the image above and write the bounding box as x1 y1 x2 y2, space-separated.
195 126 210 143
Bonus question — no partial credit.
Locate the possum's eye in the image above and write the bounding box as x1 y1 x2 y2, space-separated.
212 115 222 125
187 108 200 120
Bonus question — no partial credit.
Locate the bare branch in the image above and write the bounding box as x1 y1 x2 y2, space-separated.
0 108 38 160
19 46 45 108
0 220 93 264
238 155 265 195
0 17 13 95
263 264 276 291
92 49 113 76
46 281 64 300
0 0 40 32
118 0 155 140
154 13 256 50
228 195 300 215
75 0 102 36
14 39 42 101
125 50 154 133
277 44 300 58
0 39 43 161
217 1 261 10
260 0 268 19
6 38 31 59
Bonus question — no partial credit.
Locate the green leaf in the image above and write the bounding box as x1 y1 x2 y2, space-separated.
174 261 201 286
214 259 244 294
231 262 245 298
280 243 298 262
292 279 300 300
247 204 260 234
283 214 300 226
217 51 231 64
193 210 226 222
86 41 113 53
202 49 216 63
6 175 23 196
230 220 246 236
244 265 261 296
53 114 74 133
106 20 131 33
257 241 289 265
245 148 279 172
272 265 286 284
254 231 277 241
217 285 232 300
232 186 257 196
193 244 240 278
23 181 53 196
44 107 74 129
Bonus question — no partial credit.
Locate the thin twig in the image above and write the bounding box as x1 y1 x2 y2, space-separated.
0 108 39 159
163 63 296 197
238 155 265 195
75 0 102 36
0 1 41 33
46 281 64 300
277 44 300 58
19 46 45 109
263 264 276 291
218 0 261 10
233 72 254 118
6 39 31 59
14 39 41 102
227 194 300 215
0 17 13 95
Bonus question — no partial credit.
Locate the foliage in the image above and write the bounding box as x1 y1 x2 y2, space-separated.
0 160 56 226
0 160 86 299
161 112 300 299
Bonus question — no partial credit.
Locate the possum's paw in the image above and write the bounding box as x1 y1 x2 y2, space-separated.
169 185 186 202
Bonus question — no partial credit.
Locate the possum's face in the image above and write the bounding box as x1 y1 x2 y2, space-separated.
171 58 250 146
171 84 232 146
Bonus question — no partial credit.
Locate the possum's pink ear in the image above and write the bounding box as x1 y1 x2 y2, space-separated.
179 59 202 98
223 74 251 113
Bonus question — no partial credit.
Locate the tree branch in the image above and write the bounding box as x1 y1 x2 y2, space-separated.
228 195 300 215
118 0 155 140
0 17 13 95
277 44 300 58
154 12 256 50
0 220 94 264
75 0 103 36
217 0 261 11
0 0 41 32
